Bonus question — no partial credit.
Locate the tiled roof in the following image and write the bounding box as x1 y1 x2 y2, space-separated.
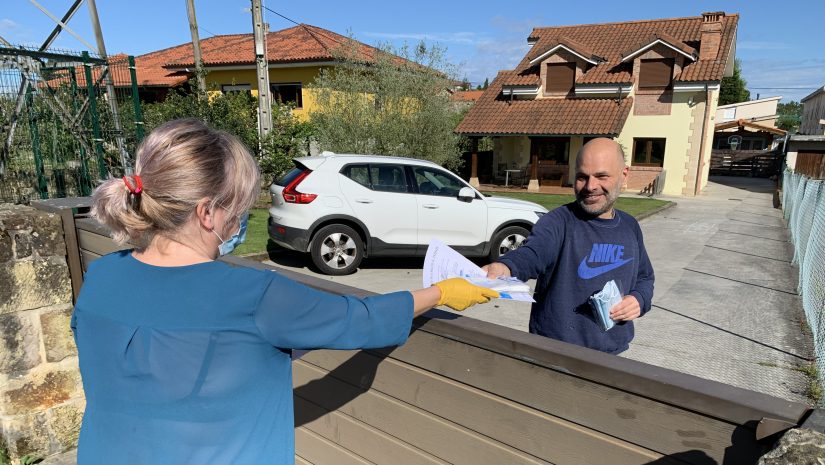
450 90 485 102
621 32 698 61
516 13 738 84
43 54 171 89
455 71 633 136
58 25 384 88
501 72 540 87
166 24 382 67
527 35 604 64
133 44 196 87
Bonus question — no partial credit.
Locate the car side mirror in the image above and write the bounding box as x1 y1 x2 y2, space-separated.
458 187 476 202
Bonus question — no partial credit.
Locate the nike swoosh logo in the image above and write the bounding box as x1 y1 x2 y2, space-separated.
577 257 634 279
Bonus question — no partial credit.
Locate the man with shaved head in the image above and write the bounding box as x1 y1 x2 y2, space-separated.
484 138 654 354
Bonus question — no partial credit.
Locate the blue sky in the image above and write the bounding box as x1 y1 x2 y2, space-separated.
3 0 823 102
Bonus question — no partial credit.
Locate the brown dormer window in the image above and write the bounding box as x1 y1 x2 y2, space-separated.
546 63 575 94
639 58 674 88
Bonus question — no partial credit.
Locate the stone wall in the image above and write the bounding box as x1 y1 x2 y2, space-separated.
0 204 83 464
758 428 825 464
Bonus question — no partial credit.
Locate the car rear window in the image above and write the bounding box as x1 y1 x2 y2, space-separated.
275 166 306 187
340 164 371 188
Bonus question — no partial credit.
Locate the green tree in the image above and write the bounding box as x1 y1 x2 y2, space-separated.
776 100 802 133
309 40 464 169
143 81 312 181
482 77 489 89
257 102 315 182
142 82 259 152
719 59 750 106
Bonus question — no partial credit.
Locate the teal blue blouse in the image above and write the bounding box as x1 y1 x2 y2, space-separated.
71 251 413 464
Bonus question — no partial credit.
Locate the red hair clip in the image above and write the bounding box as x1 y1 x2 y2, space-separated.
123 174 143 195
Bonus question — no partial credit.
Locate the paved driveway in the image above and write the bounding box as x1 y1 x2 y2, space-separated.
623 177 811 404
264 176 813 404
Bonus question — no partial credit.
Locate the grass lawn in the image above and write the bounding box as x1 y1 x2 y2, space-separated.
236 195 672 256
232 208 271 256
484 192 672 218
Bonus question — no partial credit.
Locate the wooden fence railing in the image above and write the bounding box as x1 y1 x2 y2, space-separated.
34 198 816 465
795 152 825 179
710 149 782 177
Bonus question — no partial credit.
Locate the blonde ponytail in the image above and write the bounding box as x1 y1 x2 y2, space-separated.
91 175 153 246
90 118 260 247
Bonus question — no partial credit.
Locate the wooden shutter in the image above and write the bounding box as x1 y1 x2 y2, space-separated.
639 59 674 87
546 63 575 93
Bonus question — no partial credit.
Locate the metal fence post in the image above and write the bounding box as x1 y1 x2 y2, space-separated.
69 66 93 196
83 51 107 179
127 55 144 143
25 85 49 199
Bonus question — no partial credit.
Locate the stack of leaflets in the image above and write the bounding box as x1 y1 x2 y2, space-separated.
423 239 534 302
465 277 532 300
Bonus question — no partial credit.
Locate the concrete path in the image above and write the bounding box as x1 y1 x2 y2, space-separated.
265 176 813 404
623 176 812 404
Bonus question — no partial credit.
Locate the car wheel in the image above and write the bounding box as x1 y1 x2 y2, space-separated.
488 226 529 261
310 224 364 275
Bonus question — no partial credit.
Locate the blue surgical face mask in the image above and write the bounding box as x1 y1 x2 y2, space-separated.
589 279 622 331
214 212 248 256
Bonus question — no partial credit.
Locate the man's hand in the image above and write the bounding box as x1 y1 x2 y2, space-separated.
482 262 511 279
610 295 641 322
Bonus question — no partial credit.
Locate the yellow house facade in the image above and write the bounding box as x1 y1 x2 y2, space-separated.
203 66 327 121
134 24 390 122
456 12 738 196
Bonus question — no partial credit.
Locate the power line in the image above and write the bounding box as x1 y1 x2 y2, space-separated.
261 5 299 26
259 5 353 50
256 5 405 69
199 26 217 37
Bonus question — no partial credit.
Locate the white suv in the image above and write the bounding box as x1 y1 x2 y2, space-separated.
268 153 547 275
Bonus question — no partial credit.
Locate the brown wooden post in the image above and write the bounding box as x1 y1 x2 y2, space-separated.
528 137 540 192
469 137 480 188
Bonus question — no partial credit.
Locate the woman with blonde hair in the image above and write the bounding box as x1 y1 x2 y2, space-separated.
72 118 497 464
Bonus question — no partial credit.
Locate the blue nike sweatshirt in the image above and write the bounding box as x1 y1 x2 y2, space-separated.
497 203 654 354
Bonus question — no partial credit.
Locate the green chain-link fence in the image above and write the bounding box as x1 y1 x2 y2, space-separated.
0 45 143 203
783 169 825 401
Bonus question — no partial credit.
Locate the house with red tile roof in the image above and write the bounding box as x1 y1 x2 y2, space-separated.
129 24 398 119
456 12 739 196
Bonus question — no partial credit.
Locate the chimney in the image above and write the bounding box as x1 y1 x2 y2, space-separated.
699 11 724 60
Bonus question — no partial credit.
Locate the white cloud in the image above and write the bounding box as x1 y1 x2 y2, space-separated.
0 18 34 45
740 58 825 102
489 15 543 35
364 15 539 87
362 31 482 45
0 18 19 32
737 41 790 51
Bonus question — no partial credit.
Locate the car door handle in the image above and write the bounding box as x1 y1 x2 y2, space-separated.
355 198 373 204
423 204 439 209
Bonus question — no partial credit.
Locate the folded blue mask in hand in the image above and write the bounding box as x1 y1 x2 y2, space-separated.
589 280 622 331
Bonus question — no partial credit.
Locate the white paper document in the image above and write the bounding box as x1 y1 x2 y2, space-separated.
423 239 534 302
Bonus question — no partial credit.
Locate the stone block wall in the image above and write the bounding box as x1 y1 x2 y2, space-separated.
0 204 83 464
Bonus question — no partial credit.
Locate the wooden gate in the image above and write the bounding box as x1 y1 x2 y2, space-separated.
35 198 814 465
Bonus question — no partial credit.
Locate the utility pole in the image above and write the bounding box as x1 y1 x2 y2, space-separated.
185 0 206 96
251 0 272 139
87 0 131 174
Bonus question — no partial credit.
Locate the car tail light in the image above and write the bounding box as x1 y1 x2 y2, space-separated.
282 170 317 204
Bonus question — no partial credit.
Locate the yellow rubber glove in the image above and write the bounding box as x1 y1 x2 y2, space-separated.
434 277 500 311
